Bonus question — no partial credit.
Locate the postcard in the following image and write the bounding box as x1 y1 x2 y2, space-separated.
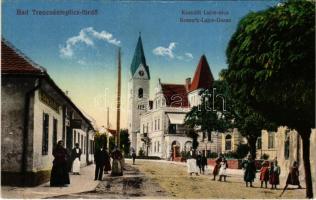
1 0 315 199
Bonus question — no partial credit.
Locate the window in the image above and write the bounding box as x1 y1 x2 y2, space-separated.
154 142 156 152
154 120 157 130
52 118 58 151
42 113 49 155
78 133 80 147
268 132 275 149
284 131 290 160
225 134 232 151
138 88 143 98
207 132 211 142
158 119 160 130
158 141 160 152
74 130 77 144
257 137 262 149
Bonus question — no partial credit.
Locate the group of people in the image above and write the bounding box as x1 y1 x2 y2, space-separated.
50 140 124 187
187 151 302 194
186 151 208 176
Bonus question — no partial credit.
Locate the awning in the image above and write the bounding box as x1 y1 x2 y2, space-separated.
167 113 186 124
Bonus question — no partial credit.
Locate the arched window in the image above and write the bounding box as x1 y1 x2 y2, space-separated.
138 88 143 98
225 134 232 150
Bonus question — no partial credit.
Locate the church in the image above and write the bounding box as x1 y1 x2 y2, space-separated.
127 36 245 159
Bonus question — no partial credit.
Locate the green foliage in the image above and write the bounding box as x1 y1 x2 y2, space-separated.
180 151 191 159
209 152 219 158
224 1 315 197
225 1 315 135
138 148 145 157
235 144 250 159
108 129 130 154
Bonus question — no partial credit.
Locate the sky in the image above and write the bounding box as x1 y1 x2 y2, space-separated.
2 0 280 130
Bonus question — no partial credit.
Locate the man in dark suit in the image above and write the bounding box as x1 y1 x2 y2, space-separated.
94 146 106 181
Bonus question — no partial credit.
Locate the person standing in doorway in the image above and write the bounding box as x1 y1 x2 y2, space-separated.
94 146 106 181
50 140 70 187
71 143 82 175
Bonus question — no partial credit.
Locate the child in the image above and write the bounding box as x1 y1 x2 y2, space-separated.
218 158 228 182
259 161 269 188
269 160 281 189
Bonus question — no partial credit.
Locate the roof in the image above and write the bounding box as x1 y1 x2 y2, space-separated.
130 36 150 79
1 40 45 75
189 55 214 92
161 83 189 107
1 38 95 131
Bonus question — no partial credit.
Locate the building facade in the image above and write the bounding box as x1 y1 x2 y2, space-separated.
127 36 247 159
1 39 95 186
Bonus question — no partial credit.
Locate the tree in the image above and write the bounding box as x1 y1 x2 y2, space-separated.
109 129 131 155
224 1 315 197
185 81 233 153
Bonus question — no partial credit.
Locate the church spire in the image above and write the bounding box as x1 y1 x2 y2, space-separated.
130 35 150 79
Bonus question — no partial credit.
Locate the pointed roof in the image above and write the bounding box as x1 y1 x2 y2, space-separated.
130 36 150 79
189 55 214 92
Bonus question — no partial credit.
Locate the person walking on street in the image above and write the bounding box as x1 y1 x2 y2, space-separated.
259 160 269 188
242 155 256 187
187 151 199 176
103 148 111 174
50 140 70 187
132 149 137 165
212 154 222 180
196 151 203 174
201 153 208 175
269 160 281 189
71 143 82 175
218 157 228 182
94 146 107 181
280 161 302 197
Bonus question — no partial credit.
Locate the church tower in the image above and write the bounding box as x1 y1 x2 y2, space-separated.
128 35 150 152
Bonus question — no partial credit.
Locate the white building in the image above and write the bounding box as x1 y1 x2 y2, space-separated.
127 36 233 159
1 39 95 186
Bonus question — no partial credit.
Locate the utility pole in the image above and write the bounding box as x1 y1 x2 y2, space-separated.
116 47 121 148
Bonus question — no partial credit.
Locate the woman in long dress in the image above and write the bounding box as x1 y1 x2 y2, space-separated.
242 155 256 187
259 161 270 188
71 143 82 175
186 153 199 176
50 140 70 187
269 160 281 189
218 158 228 182
213 155 222 180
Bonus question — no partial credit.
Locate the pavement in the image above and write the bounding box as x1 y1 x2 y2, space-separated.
1 164 99 199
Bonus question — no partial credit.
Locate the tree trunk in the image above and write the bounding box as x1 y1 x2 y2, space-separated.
247 137 257 160
301 134 313 198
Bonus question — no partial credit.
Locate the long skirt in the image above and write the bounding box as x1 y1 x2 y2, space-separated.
72 158 80 173
213 164 220 176
50 163 70 186
104 158 112 171
219 166 226 176
111 159 123 176
269 173 280 185
187 159 198 174
286 173 300 185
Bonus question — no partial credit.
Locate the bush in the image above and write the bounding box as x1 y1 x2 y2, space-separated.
180 151 191 159
138 148 145 157
209 152 219 158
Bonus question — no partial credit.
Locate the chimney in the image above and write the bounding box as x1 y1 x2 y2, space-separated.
185 78 191 92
